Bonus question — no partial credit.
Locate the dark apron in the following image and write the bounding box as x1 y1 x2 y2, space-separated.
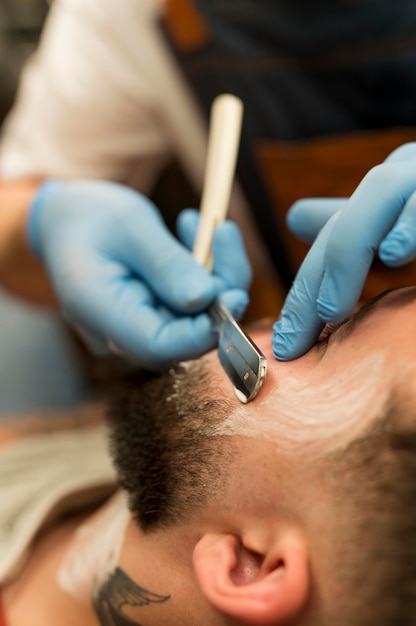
161 0 416 317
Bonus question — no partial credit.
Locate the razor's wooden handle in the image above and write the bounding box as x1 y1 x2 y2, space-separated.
192 94 243 269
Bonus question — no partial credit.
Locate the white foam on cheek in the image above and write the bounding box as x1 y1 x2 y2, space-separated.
165 360 197 404
57 491 130 601
216 352 389 454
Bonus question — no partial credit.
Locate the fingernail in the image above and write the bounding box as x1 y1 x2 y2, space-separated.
379 234 406 261
379 242 400 262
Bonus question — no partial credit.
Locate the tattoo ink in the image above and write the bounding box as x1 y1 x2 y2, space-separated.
93 567 170 626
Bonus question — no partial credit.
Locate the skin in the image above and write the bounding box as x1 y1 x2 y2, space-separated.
4 286 416 625
0 180 57 305
218 289 410 456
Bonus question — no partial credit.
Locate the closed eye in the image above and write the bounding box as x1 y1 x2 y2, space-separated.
318 321 346 342
318 288 404 353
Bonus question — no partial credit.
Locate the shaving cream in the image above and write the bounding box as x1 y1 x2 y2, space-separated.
216 352 391 455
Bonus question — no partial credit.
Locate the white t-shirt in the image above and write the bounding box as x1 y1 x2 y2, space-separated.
0 0 274 276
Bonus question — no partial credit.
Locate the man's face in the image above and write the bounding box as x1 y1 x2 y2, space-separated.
108 287 416 626
211 286 416 457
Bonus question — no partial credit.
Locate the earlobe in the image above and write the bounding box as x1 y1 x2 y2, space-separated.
193 532 310 625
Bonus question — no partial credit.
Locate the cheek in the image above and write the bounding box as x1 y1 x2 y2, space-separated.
216 350 391 456
388 361 416 432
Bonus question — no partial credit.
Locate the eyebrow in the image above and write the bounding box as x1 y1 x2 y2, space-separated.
333 288 403 343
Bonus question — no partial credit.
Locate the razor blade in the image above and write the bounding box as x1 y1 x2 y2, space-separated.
193 94 268 403
210 300 268 403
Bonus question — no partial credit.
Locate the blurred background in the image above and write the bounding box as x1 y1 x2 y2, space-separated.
0 0 95 413
0 0 49 124
0 0 199 413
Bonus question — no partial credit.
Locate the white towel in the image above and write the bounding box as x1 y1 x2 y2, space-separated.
0 424 116 584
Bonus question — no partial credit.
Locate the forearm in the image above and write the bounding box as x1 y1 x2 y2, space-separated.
0 179 57 306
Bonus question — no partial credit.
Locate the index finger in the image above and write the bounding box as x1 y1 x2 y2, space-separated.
272 213 339 359
317 161 416 322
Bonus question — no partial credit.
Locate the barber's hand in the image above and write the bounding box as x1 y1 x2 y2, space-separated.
28 180 251 369
273 142 416 360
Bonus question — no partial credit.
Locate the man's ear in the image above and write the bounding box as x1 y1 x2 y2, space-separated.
193 530 309 625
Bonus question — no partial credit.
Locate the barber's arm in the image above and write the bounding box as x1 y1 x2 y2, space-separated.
0 0 252 369
0 178 251 369
0 180 57 305
273 142 416 360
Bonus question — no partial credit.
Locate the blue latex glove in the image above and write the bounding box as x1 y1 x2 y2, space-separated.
28 179 251 369
273 142 416 360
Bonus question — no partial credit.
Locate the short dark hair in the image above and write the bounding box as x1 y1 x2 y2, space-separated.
320 413 416 626
106 361 235 531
